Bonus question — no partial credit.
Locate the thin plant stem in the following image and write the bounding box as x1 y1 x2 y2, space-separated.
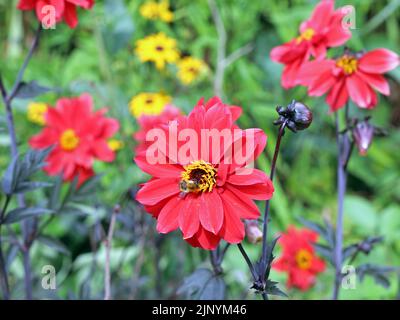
332 103 351 300
104 205 119 300
261 122 287 266
237 244 257 281
0 196 11 299
0 23 42 300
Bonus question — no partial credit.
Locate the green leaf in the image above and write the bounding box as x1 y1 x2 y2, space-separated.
199 275 225 300
1 155 20 195
14 81 54 99
14 181 53 193
37 236 70 255
2 207 54 224
177 268 218 300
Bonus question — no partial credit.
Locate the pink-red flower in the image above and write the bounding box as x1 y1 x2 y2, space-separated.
270 0 351 89
134 105 183 154
273 226 326 291
135 97 274 250
29 93 119 185
17 0 94 29
299 49 400 111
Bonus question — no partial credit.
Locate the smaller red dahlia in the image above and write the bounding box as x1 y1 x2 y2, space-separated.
273 225 326 291
298 48 399 111
29 93 119 185
17 0 94 29
270 0 351 89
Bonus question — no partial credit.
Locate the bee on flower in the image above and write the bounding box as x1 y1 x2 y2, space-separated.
135 33 179 70
27 102 49 125
135 97 273 250
140 0 173 23
177 56 207 85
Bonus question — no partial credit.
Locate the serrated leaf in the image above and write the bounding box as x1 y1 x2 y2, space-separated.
357 264 397 289
265 280 288 298
14 81 54 99
314 243 334 265
2 207 54 224
14 181 53 193
1 155 20 195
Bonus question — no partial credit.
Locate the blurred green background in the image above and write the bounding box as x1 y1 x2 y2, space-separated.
0 0 399 299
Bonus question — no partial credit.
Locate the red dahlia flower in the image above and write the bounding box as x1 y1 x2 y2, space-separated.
270 0 351 89
134 105 183 154
17 0 94 29
135 97 274 250
29 94 119 185
273 226 326 291
299 49 400 111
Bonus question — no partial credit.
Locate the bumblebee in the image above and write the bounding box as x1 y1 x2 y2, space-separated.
179 179 199 198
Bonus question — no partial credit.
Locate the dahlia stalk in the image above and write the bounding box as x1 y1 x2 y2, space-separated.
0 23 42 300
332 103 353 300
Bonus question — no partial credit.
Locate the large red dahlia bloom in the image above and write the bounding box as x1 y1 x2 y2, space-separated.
29 94 119 185
273 226 326 291
17 0 94 29
270 0 351 89
299 49 400 111
135 97 274 250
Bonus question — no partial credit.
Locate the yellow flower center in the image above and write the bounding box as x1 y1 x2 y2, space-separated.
295 249 313 270
336 55 358 75
180 160 217 193
296 28 315 43
60 129 80 151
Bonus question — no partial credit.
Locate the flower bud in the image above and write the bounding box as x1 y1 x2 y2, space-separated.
274 100 313 132
245 220 263 244
352 119 374 156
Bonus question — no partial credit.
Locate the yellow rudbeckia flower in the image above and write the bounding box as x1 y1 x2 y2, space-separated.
27 102 48 125
177 57 207 85
135 32 179 70
129 92 171 118
140 1 174 23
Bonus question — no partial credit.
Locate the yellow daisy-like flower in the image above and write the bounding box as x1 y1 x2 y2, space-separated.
108 139 124 151
27 102 48 125
177 57 207 85
135 32 179 70
129 92 171 118
140 1 174 23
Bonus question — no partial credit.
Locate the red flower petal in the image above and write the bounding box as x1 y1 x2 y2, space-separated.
199 190 224 234
64 1 78 28
358 49 399 74
136 178 180 206
346 74 373 108
357 71 390 96
185 227 220 250
17 0 36 10
179 194 201 239
156 197 185 233
326 78 348 112
222 185 260 219
134 154 183 178
219 199 245 244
